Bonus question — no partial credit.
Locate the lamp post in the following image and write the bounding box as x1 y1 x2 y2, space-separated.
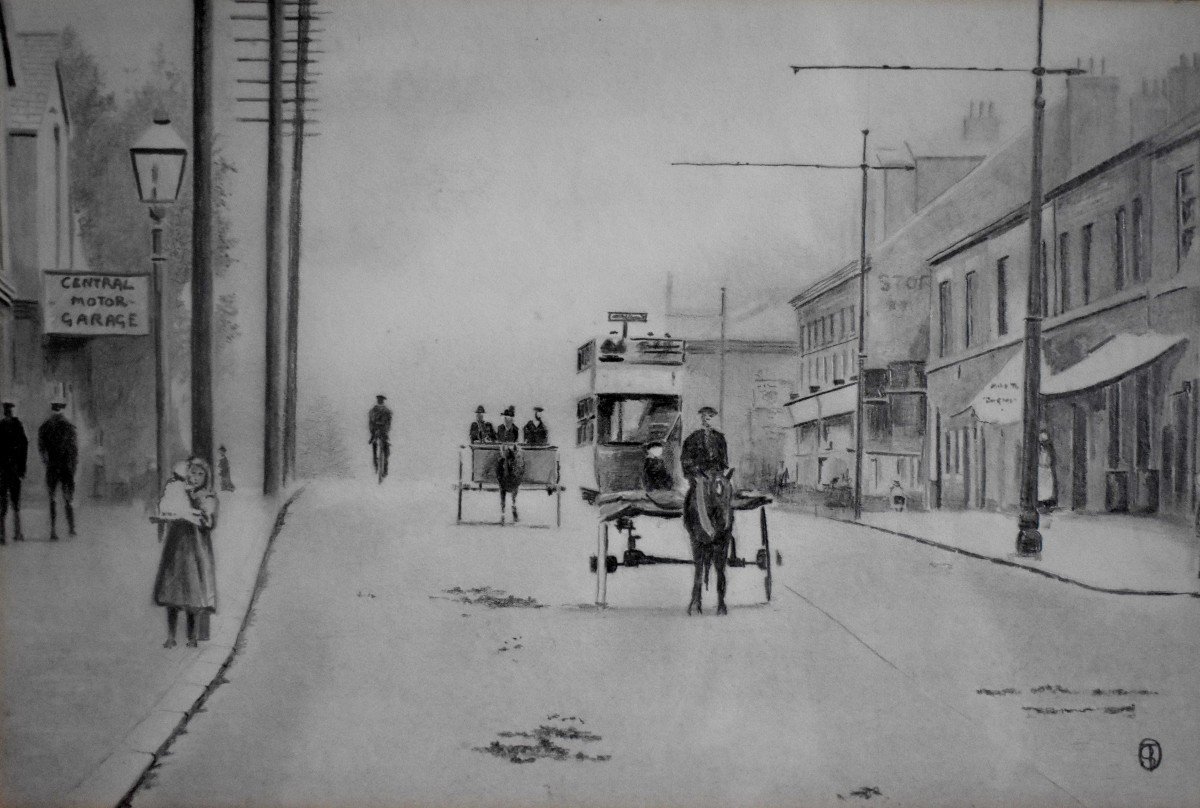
130 117 189 489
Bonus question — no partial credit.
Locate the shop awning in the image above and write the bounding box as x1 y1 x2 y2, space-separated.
959 332 1188 424
785 383 857 426
1042 332 1187 397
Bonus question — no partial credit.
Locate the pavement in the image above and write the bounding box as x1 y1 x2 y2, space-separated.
0 485 300 808
782 500 1200 596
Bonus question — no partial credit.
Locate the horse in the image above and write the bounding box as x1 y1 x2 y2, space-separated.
683 469 735 615
496 443 526 524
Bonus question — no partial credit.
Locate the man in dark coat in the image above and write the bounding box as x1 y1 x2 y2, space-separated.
0 400 28 543
469 405 496 444
681 406 728 479
523 406 549 446
496 406 520 443
368 395 392 479
38 398 78 540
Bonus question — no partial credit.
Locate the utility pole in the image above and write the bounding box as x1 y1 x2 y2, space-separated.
283 0 315 483
231 0 324 493
673 149 910 518
262 0 284 496
1016 0 1049 556
192 0 214 471
853 130 869 520
718 286 727 428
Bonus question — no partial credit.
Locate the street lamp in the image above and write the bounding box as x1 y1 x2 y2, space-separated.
131 117 189 491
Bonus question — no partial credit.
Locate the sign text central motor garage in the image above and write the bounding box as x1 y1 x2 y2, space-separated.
42 272 151 336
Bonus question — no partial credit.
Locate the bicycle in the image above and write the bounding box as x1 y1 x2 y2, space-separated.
371 434 389 484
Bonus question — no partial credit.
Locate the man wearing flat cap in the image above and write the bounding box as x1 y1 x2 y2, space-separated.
496 406 520 443
523 406 549 446
368 395 392 479
469 405 496 444
0 400 28 543
681 405 728 478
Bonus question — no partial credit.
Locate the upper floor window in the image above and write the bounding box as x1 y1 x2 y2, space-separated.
1113 207 1127 291
938 280 952 357
1131 197 1145 282
1080 223 1093 304
1042 239 1052 316
1058 232 1071 311
996 258 1008 336
964 271 977 348
849 304 856 334
1177 167 1195 270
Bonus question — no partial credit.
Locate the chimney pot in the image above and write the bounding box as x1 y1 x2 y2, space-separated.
1142 78 1148 94
969 100 975 117
988 101 994 116
1088 56 1095 72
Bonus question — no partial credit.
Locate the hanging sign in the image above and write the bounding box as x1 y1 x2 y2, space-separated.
42 272 151 336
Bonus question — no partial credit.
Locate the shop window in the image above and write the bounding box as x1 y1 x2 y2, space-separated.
1135 370 1150 467
938 280 952 357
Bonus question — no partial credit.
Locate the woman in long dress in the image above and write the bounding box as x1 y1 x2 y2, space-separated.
1036 430 1058 513
153 457 219 648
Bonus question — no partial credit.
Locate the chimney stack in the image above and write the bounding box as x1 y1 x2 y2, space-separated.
963 98 1000 143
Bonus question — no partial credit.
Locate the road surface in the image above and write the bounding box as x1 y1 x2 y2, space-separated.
132 478 1200 808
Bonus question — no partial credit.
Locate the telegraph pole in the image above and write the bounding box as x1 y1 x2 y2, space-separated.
283 0 316 482
192 0 214 470
1015 0 1049 556
718 286 727 428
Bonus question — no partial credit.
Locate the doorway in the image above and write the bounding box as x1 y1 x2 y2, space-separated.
1072 405 1088 510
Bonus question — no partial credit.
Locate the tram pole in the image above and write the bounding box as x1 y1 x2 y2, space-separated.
853 130 868 521
719 286 727 430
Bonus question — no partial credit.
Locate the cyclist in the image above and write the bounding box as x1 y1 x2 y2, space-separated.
368 394 392 479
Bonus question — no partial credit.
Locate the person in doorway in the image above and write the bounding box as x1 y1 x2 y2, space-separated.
1037 429 1058 520
0 401 28 543
523 406 549 446
153 457 219 648
469 405 495 444
496 406 520 443
38 398 78 541
217 445 236 492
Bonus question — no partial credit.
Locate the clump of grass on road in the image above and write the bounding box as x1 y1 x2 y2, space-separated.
439 586 545 609
474 716 610 764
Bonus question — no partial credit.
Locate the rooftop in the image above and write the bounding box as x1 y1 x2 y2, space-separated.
8 32 64 133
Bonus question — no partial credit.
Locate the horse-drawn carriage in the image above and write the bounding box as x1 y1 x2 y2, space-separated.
573 322 776 611
456 443 563 527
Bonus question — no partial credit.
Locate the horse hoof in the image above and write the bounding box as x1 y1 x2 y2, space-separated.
717 605 728 616
687 602 701 615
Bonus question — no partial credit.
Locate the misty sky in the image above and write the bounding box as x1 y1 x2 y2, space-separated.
11 0 1200 477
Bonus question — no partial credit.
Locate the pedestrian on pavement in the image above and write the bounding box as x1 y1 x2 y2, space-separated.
0 400 29 543
496 406 520 443
38 397 78 541
368 395 392 480
469 405 496 444
153 457 218 648
1037 430 1058 519
218 445 236 492
523 406 549 446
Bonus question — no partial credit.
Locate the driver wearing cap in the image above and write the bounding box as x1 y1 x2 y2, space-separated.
681 406 728 478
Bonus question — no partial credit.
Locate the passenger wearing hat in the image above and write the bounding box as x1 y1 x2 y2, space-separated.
368 395 392 479
0 400 29 543
38 397 78 540
523 406 549 446
681 406 728 478
469 405 496 444
496 406 520 443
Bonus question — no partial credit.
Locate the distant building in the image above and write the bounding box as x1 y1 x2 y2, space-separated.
784 102 1004 507
6 32 78 466
925 59 1199 523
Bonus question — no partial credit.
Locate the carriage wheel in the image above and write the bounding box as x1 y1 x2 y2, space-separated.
760 506 772 603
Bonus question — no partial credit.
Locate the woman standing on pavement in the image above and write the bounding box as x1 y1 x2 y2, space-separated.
153 457 219 648
1036 430 1058 521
